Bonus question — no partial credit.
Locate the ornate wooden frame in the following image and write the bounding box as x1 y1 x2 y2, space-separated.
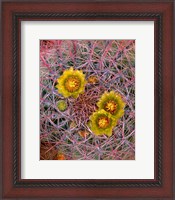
1 1 174 199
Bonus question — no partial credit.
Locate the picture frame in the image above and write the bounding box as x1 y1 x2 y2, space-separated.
1 0 174 199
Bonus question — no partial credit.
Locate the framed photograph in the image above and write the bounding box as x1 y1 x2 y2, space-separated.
1 0 174 199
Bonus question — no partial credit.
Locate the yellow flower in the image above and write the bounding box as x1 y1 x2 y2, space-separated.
89 109 116 137
97 91 125 120
56 67 86 98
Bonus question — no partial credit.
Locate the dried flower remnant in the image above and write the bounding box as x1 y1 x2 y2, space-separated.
57 153 66 160
87 75 99 84
56 67 86 98
57 100 67 112
78 130 89 138
89 109 116 137
97 91 125 120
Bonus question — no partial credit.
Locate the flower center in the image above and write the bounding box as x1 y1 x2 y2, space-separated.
97 116 110 129
65 76 80 92
104 100 117 114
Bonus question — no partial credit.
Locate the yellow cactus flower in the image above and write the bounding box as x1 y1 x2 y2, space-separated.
97 91 125 120
89 109 116 137
56 67 86 98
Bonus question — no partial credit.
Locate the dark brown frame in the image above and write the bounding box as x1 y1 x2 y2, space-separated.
1 1 174 199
